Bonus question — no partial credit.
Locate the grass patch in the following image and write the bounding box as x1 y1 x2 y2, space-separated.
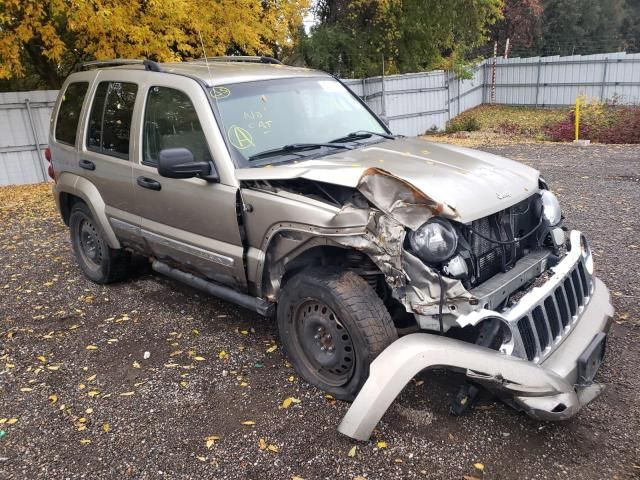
443 105 568 137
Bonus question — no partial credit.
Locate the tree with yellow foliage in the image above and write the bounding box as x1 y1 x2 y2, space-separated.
0 0 309 88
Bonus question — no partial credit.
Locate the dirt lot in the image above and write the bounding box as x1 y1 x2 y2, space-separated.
1 143 638 479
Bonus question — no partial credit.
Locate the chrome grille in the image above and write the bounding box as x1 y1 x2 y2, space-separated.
516 258 593 361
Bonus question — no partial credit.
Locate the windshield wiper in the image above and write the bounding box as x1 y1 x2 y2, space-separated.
329 130 396 144
248 143 352 162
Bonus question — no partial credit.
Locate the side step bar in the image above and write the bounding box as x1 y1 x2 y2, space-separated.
151 260 274 317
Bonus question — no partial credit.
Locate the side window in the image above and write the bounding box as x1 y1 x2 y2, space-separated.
86 81 138 159
55 82 89 146
143 86 212 167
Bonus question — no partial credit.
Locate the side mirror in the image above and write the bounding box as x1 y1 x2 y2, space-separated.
157 148 218 182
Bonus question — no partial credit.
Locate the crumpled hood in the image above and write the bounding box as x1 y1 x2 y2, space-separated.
235 137 540 223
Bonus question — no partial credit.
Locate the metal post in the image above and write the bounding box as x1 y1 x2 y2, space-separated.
534 58 543 107
457 76 461 115
600 58 609 101
362 77 367 102
482 62 488 104
24 99 48 182
381 55 386 116
446 71 452 121
491 41 498 103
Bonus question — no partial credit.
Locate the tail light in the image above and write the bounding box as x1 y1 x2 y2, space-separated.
45 147 55 180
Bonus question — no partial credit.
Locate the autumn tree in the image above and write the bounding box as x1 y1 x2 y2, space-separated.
489 0 543 54
0 0 309 89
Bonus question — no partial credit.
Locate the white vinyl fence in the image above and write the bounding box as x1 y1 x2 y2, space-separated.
344 51 640 136
2 52 640 186
0 90 58 186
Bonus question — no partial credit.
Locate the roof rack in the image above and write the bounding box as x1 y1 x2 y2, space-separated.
79 59 163 72
190 55 283 65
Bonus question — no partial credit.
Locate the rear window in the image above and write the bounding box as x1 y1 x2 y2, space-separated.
55 82 89 146
87 81 138 159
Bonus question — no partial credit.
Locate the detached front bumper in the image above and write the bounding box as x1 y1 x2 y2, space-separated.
338 232 613 441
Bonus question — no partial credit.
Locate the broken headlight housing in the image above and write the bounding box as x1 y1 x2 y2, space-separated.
540 190 562 226
408 218 458 264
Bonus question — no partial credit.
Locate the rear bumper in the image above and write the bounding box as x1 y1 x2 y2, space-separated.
338 277 613 441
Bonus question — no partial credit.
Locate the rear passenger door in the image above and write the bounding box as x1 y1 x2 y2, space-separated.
79 72 145 244
130 77 246 289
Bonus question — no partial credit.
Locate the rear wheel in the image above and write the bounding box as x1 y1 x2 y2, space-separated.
69 202 130 284
277 268 397 400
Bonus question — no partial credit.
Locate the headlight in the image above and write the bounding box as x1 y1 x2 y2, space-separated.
540 190 562 226
408 218 458 264
580 234 594 275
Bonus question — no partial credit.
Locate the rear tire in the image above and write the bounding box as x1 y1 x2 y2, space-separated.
277 268 397 401
69 202 130 284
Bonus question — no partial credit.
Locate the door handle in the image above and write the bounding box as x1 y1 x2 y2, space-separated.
137 176 162 191
79 159 95 171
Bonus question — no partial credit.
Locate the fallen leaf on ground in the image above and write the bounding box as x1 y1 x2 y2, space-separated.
267 444 279 453
36 355 46 363
218 351 228 359
85 345 98 350
119 391 135 396
196 456 207 462
266 345 278 353
86 374 97 381
48 394 58 404
7 418 18 425
377 441 387 449
259 438 267 450
281 397 301 409
193 356 206 361
241 420 256 425
474 463 485 471
132 361 141 369
348 446 357 457
102 423 110 433
87 390 100 397
20 387 33 392
80 439 91 445
205 436 220 449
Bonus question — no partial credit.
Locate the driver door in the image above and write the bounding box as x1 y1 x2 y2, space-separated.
130 78 246 289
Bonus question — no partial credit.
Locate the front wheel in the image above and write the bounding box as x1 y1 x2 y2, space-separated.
277 268 398 401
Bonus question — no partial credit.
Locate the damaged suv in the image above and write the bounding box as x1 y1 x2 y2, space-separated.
49 57 613 439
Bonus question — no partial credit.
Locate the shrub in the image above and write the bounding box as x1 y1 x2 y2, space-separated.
445 115 481 133
545 102 640 144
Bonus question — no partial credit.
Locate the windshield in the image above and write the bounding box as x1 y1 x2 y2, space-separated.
210 77 387 164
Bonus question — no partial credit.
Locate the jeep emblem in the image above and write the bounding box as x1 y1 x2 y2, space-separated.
496 191 512 199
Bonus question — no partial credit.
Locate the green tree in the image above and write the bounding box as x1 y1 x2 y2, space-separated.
299 0 503 78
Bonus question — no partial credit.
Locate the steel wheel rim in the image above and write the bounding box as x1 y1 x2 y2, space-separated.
78 218 103 267
293 299 355 387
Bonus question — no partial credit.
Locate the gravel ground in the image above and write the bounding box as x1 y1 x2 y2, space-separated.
0 143 638 479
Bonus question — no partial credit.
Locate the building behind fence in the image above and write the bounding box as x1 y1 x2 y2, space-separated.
1 52 640 186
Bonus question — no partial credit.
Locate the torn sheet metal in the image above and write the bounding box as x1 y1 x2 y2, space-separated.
356 167 458 230
333 208 473 312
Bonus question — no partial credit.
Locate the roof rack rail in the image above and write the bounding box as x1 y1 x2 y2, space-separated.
79 59 163 72
190 56 283 65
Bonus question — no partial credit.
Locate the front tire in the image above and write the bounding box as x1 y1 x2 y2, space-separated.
277 268 398 401
69 202 130 284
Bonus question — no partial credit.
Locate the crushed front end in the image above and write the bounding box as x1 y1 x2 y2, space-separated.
337 175 614 440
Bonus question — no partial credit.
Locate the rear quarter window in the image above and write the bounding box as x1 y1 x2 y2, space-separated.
86 81 138 159
55 82 89 146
